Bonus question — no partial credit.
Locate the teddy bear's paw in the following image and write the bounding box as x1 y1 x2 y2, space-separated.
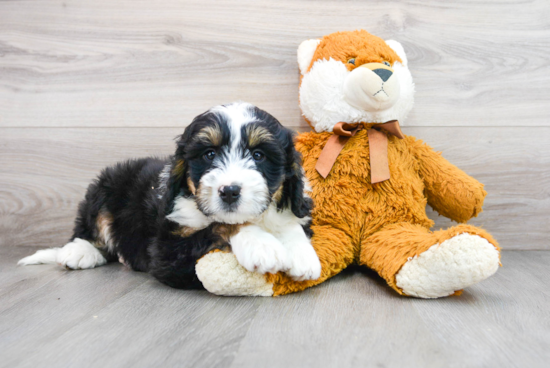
196 252 274 296
286 243 322 281
231 229 291 275
395 233 500 299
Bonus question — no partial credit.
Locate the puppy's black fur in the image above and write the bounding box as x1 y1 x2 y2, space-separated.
70 105 311 289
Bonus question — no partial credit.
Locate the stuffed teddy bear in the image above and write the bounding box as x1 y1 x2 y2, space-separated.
196 30 501 298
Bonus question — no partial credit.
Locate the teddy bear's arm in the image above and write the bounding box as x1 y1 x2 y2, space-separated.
407 136 486 223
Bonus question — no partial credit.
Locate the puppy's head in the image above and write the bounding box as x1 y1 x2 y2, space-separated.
167 102 310 225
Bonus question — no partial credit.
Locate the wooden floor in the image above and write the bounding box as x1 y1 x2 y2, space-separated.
0 248 548 368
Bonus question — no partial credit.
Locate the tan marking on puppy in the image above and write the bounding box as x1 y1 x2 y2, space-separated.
187 176 196 195
210 223 245 251
195 182 213 212
172 159 185 180
172 223 243 251
272 184 284 203
246 125 273 147
212 223 243 243
172 226 201 238
196 125 222 146
95 210 114 249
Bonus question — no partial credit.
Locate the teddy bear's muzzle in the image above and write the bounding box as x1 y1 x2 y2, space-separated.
343 62 401 112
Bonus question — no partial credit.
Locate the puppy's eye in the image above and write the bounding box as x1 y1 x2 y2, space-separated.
204 150 216 161
347 58 356 65
252 150 265 162
383 61 391 67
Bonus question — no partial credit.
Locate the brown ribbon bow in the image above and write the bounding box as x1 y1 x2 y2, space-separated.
315 120 405 184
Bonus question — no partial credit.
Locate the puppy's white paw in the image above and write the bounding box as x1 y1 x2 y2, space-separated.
396 233 500 298
56 238 107 270
287 241 322 281
231 228 290 274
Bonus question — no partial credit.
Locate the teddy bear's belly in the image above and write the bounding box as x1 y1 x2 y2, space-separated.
302 136 434 239
308 170 432 236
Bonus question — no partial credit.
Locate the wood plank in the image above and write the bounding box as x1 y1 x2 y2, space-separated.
1 0 549 127
0 247 261 368
0 251 547 368
1 126 548 251
0 247 151 368
8 282 262 368
230 251 550 368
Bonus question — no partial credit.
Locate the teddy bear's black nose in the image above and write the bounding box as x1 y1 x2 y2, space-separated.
373 68 393 82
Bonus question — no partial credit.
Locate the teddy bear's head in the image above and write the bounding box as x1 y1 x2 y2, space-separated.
297 30 414 132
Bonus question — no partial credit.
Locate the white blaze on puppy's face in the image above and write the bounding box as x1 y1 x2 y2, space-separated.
195 103 271 225
197 160 269 224
167 102 310 232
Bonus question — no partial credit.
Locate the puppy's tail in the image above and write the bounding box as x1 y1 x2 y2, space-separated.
18 248 61 266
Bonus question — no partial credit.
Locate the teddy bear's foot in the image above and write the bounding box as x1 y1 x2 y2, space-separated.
395 233 500 298
196 251 274 296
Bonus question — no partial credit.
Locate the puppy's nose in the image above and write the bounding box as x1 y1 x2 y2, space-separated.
219 185 241 204
372 68 393 82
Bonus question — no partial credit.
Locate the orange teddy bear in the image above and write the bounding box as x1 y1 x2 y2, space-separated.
196 30 501 298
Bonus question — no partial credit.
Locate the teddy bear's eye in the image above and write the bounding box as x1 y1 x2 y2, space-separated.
347 58 356 65
383 61 391 67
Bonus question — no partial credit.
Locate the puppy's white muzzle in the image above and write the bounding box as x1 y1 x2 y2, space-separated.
198 163 270 224
343 63 401 112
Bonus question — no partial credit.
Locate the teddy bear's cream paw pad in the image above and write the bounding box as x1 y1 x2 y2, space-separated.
196 252 274 297
395 234 500 299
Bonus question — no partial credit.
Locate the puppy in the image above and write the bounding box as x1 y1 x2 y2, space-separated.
18 102 321 289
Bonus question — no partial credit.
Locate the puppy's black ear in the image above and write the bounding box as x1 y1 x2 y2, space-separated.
278 128 313 218
165 126 195 210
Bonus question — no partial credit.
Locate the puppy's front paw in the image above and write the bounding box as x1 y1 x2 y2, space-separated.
287 242 321 281
231 230 290 275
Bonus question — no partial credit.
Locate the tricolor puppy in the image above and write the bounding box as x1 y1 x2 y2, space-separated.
18 103 321 289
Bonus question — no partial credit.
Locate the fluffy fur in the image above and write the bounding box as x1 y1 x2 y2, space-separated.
18 102 320 289
197 30 501 298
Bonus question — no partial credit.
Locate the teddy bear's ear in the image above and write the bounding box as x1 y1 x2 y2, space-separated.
297 39 321 75
385 40 408 66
